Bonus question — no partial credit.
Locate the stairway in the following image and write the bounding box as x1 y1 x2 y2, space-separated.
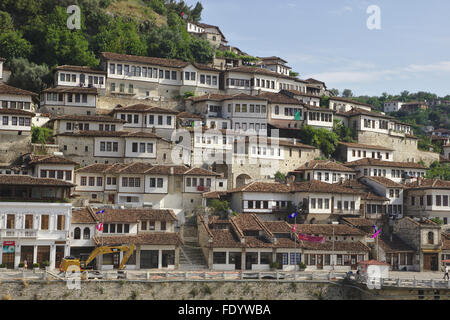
179 222 208 270
179 241 208 270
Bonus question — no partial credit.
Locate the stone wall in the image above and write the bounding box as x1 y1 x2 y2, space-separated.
0 132 31 166
97 96 181 114
357 131 439 165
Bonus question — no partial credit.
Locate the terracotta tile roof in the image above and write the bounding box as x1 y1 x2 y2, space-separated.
244 236 273 248
0 83 37 96
292 160 355 172
340 108 392 120
232 214 263 231
402 217 440 228
202 191 228 199
209 229 242 248
344 158 427 169
187 93 267 103
305 104 334 112
144 165 190 175
42 86 98 94
338 141 394 151
272 237 298 248
267 138 316 149
291 180 361 194
362 176 404 188
191 62 220 72
71 207 97 224
118 162 154 174
329 97 373 108
28 155 78 166
258 56 288 64
76 163 122 174
0 174 74 187
263 221 292 233
0 109 35 116
256 92 303 105
295 224 365 236
341 218 377 228
177 111 203 120
101 52 188 68
280 89 321 99
55 130 165 140
404 179 450 190
112 104 179 114
183 167 221 176
378 235 415 253
228 181 291 193
226 66 295 80
301 241 370 252
97 208 178 223
49 114 125 123
55 65 106 75
94 233 183 246
362 192 390 201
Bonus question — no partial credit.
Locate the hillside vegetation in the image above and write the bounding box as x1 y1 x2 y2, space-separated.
0 0 212 92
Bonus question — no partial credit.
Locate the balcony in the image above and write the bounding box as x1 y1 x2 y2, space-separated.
332 209 360 215
197 186 211 192
0 229 38 238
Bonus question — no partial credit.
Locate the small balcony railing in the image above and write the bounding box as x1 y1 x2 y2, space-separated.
0 229 37 238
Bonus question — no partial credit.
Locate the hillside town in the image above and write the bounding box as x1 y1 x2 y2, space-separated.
0 16 450 279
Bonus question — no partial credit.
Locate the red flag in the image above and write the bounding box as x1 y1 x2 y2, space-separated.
96 222 103 232
297 233 326 244
292 224 297 233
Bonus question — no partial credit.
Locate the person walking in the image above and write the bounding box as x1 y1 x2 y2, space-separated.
444 265 449 280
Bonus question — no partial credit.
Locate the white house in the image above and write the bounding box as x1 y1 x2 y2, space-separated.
40 87 98 116
337 142 394 163
384 101 404 113
360 176 405 219
289 160 357 184
329 97 373 112
0 175 73 269
54 65 106 90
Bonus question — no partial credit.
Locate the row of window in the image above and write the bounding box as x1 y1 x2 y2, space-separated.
1 101 31 110
233 104 267 114
352 150 390 160
99 141 119 152
59 73 104 85
313 172 356 182
388 189 401 198
131 142 154 154
103 223 130 234
304 254 365 266
245 200 291 210
336 200 356 211
40 170 72 181
195 135 233 145
2 116 31 126
273 106 302 117
119 114 172 126
411 195 450 207
47 93 89 104
308 111 332 122
234 122 267 132
5 214 65 230
251 146 282 157
141 220 166 231
185 177 212 187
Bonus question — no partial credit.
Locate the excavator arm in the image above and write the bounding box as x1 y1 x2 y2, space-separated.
84 244 136 269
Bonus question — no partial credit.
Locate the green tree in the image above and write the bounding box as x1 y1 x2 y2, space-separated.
342 89 353 98
190 2 203 22
298 125 339 158
430 217 444 225
329 88 339 96
333 120 355 142
7 58 51 93
208 199 231 219
0 30 32 61
274 171 286 183
189 37 214 64
31 126 53 144
426 162 450 180
92 17 147 56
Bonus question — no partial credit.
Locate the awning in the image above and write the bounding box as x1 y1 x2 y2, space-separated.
422 249 442 253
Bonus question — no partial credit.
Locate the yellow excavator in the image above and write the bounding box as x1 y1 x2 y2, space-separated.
60 244 135 272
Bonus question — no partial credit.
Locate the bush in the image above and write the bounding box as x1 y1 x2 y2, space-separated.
269 261 280 270
0 263 6 268
42 261 50 267
32 263 39 268
18 262 24 268
298 262 307 270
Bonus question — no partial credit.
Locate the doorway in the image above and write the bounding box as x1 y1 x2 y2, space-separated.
229 252 241 270
55 246 65 269
140 250 159 269
424 253 439 271
245 252 258 270
20 246 34 269
351 255 358 270
317 254 323 270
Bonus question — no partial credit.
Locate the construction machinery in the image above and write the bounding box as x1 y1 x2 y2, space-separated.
60 244 135 272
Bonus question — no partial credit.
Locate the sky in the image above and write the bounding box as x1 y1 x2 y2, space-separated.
185 0 450 97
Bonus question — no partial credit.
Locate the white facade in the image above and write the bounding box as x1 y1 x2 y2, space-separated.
55 70 106 89
384 101 404 113
0 113 32 132
344 146 394 162
0 202 72 269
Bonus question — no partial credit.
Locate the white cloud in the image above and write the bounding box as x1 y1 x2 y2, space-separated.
329 5 353 15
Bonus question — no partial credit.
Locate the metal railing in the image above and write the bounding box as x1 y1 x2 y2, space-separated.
354 274 450 289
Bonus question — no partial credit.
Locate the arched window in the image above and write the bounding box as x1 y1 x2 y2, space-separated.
74 227 81 240
274 105 279 115
428 232 434 244
83 227 90 240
